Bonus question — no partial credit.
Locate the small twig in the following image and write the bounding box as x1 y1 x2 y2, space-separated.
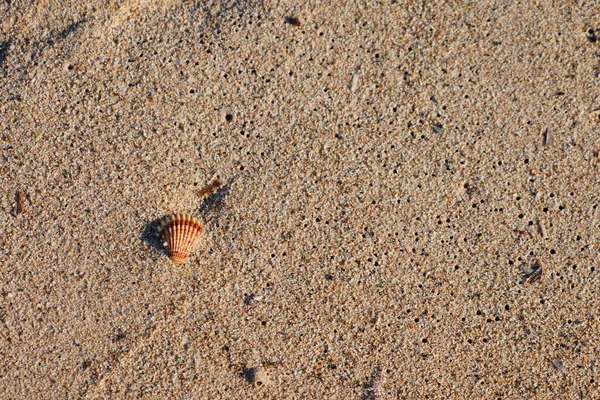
198 178 222 199
13 190 25 216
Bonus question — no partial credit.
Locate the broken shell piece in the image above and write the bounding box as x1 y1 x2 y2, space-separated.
521 260 543 284
160 213 203 264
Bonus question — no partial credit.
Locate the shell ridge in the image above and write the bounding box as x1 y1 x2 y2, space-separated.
175 216 185 262
179 215 191 261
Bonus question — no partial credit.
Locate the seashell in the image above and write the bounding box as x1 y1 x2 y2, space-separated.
160 213 203 264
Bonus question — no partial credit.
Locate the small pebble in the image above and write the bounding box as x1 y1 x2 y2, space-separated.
543 128 554 146
350 74 359 92
552 358 566 374
431 124 443 134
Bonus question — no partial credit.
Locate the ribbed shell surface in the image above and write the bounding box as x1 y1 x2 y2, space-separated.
160 214 203 264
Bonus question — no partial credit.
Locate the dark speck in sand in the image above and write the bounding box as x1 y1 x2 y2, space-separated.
243 366 257 384
284 17 301 27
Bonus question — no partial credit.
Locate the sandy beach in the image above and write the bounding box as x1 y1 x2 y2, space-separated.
1 0 599 398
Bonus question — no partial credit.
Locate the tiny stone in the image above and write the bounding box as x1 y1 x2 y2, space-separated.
543 128 554 146
350 74 359 92
552 358 566 374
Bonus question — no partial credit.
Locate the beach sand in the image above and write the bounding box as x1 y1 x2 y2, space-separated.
1 0 599 398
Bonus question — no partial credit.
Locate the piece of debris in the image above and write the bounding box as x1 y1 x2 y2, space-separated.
431 123 443 134
521 260 543 284
350 74 359 92
543 128 554 146
463 182 477 196
13 190 25 216
244 294 263 305
284 16 301 27
198 178 222 199
537 218 547 238
552 358 567 374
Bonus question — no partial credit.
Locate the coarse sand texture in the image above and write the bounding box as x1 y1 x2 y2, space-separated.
1 0 599 398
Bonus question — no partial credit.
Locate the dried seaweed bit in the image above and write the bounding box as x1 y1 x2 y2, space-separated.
522 260 543 284
543 128 554 146
13 190 25 216
284 16 301 27
198 178 222 199
431 123 443 134
552 358 567 374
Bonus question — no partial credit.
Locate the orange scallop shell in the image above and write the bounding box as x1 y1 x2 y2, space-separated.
160 214 203 264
